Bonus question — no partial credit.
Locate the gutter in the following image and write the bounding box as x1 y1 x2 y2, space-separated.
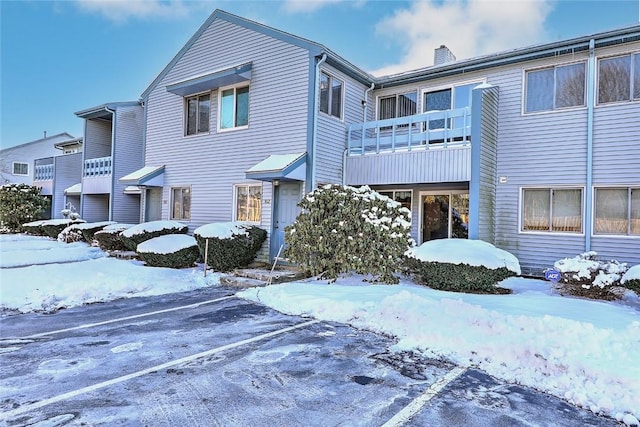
585 39 595 251
311 53 327 190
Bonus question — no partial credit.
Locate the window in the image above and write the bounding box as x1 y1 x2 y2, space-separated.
521 188 582 233
319 72 343 119
171 187 191 220
378 190 412 211
12 162 28 176
378 92 417 122
525 62 586 113
594 188 640 235
598 53 640 104
423 82 478 130
220 85 249 130
235 184 262 223
185 93 210 136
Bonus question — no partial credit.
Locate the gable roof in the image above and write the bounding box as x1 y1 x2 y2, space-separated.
1 132 75 153
75 101 141 119
140 9 373 100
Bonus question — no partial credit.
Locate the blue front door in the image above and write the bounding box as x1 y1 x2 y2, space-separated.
271 182 301 261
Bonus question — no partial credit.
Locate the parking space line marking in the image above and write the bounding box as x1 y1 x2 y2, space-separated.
381 366 466 427
1 319 320 422
23 295 236 339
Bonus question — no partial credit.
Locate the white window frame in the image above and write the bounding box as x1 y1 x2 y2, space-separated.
592 186 640 237
184 91 211 137
596 51 640 106
233 183 262 224
518 186 585 235
522 60 587 115
376 189 413 212
12 162 29 176
170 186 191 221
319 71 344 120
218 84 249 133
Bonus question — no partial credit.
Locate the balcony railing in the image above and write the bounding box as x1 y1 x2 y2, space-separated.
347 107 471 155
84 156 112 177
34 164 54 181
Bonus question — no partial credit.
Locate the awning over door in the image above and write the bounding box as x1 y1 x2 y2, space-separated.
166 63 252 97
64 183 82 195
245 153 306 182
119 166 164 187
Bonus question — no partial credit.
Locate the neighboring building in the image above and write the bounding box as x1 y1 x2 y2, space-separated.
104 10 640 273
0 133 75 186
74 102 144 223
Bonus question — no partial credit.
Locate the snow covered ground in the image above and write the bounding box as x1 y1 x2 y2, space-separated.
1 234 639 425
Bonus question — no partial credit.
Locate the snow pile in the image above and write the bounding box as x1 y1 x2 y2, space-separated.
137 234 197 254
70 221 116 230
239 278 640 424
0 235 105 268
103 223 135 231
121 220 186 237
194 222 253 240
406 239 521 274
555 252 628 288
622 265 640 284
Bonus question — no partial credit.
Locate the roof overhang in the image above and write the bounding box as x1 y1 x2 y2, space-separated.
166 63 252 97
64 183 82 196
123 186 143 195
245 153 306 182
119 165 164 187
54 137 83 150
74 102 140 119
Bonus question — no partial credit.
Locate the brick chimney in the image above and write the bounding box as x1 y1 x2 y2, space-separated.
434 45 456 66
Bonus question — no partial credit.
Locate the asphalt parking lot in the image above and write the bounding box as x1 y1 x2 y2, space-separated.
0 286 620 426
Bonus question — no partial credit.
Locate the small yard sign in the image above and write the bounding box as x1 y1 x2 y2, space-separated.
545 269 561 282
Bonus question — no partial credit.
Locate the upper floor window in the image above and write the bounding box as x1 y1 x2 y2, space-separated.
12 162 28 176
185 93 210 136
170 186 191 221
320 72 343 119
220 85 249 130
594 187 640 235
598 53 640 104
378 92 417 121
235 183 262 223
423 82 478 130
521 188 582 233
524 62 586 113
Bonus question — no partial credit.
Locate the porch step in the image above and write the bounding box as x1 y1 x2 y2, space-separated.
220 266 306 289
109 250 138 260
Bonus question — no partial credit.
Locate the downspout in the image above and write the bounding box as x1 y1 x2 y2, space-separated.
585 39 595 252
343 82 375 185
105 105 116 222
311 53 327 190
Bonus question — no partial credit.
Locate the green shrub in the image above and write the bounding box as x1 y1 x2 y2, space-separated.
41 219 85 239
284 184 413 284
0 184 50 233
120 220 188 251
94 228 128 251
194 222 267 272
22 220 48 236
553 252 628 300
75 221 116 243
137 235 200 268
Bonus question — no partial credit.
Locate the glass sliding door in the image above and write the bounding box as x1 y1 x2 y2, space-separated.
421 192 469 243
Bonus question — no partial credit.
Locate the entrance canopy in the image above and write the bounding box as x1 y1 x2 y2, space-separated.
245 153 306 182
64 183 82 196
166 63 252 97
119 166 164 187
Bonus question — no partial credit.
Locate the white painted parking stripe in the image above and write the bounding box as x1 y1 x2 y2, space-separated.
381 366 466 427
0 319 320 421
23 295 235 339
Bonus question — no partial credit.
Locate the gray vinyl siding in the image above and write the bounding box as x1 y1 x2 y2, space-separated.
112 105 144 223
0 137 67 185
52 152 82 219
144 17 310 238
82 194 110 222
315 64 368 186
84 120 112 159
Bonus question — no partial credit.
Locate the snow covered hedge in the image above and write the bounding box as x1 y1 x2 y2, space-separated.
0 183 50 233
194 222 267 272
621 265 640 295
284 184 413 284
120 220 188 251
405 239 521 293
137 235 200 268
57 221 116 244
553 252 630 300
94 224 134 251
22 220 49 236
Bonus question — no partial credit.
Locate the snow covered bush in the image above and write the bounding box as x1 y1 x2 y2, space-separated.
194 222 267 272
0 183 50 232
284 184 413 284
58 224 85 243
120 220 188 251
621 265 640 295
554 252 630 300
94 224 134 251
76 221 117 243
405 239 520 293
137 235 200 268
40 219 86 239
22 220 48 236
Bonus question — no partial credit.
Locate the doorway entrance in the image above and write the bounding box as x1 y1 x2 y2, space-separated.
271 181 302 261
421 192 469 243
145 188 162 222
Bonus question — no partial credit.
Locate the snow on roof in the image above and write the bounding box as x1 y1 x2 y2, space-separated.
406 239 521 275
246 153 305 173
622 265 640 284
119 166 163 181
121 221 186 238
194 222 253 239
137 234 197 254
64 183 81 195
